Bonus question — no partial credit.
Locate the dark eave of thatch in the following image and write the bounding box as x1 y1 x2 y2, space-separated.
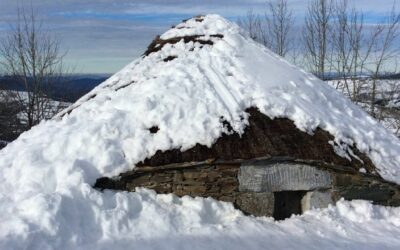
137 107 376 174
143 34 224 56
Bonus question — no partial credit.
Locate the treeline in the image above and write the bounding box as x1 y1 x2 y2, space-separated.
238 0 400 134
238 0 400 81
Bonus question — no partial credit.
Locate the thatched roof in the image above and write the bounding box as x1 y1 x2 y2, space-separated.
137 107 376 174
59 15 389 181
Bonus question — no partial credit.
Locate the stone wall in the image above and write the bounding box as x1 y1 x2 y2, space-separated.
94 160 400 218
333 173 400 206
96 163 275 216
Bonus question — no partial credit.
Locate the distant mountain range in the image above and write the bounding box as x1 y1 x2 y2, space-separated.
322 72 400 80
1 72 399 103
380 73 400 80
0 74 110 102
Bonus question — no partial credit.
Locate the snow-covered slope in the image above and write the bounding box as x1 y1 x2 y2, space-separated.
0 14 400 249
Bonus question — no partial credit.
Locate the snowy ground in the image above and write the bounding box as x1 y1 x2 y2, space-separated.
2 188 400 250
0 90 71 123
0 90 71 147
0 15 400 249
328 79 400 137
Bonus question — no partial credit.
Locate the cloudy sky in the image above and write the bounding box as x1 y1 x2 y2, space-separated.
0 0 398 73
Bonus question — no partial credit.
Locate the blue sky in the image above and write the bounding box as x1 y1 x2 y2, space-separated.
0 0 398 73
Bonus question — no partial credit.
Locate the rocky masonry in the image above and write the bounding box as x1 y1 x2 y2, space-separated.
95 159 400 218
96 162 274 216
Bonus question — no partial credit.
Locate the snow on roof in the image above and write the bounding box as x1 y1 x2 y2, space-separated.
54 14 399 183
0 14 399 249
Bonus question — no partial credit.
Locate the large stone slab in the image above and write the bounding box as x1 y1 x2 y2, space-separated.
235 192 274 217
239 162 333 192
301 191 334 211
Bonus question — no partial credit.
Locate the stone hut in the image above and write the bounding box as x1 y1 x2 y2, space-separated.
95 109 400 220
92 15 400 220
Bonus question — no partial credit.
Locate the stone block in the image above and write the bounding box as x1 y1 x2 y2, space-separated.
126 175 151 186
216 165 239 170
301 190 334 211
217 177 237 185
337 186 395 204
235 192 274 217
389 192 400 206
335 175 353 186
207 171 221 181
220 168 238 177
239 163 332 192
173 173 183 182
151 173 173 183
174 189 187 197
183 185 207 194
126 180 152 191
183 171 206 179
152 183 172 193
181 180 202 186
206 185 221 193
221 184 237 194
219 196 236 203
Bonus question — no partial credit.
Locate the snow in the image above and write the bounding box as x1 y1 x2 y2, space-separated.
327 79 400 137
2 188 400 250
0 14 400 249
0 90 71 124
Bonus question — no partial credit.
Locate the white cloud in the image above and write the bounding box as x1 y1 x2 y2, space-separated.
0 0 398 73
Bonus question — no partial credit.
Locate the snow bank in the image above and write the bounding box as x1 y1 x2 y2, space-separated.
0 14 400 249
1 189 400 250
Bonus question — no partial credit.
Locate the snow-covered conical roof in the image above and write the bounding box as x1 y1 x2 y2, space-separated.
0 14 400 249
51 14 398 182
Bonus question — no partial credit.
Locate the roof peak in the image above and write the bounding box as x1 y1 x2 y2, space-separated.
160 14 237 40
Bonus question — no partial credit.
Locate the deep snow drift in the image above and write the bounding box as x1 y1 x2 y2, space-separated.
0 14 400 249
3 188 400 250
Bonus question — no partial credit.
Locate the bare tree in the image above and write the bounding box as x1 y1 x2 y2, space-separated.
368 4 400 117
237 9 266 44
330 0 367 102
347 7 372 102
331 0 351 94
303 0 335 80
0 6 65 129
0 90 23 145
265 0 294 57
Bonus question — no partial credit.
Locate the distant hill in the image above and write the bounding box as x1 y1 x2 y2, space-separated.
322 72 400 80
0 74 109 102
380 73 400 80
